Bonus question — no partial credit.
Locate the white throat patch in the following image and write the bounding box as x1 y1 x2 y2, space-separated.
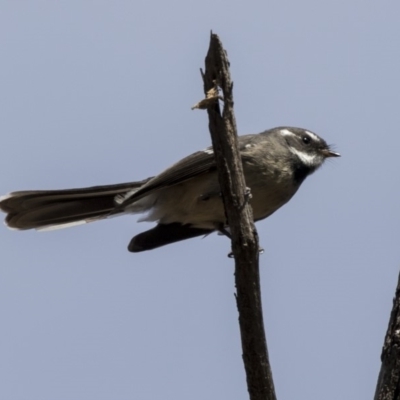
289 146 320 167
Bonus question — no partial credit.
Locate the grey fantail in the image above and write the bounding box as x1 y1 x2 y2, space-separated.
0 127 339 252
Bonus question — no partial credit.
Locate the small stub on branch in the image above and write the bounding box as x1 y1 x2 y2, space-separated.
191 79 222 110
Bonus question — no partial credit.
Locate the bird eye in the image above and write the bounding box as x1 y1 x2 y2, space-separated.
302 136 311 144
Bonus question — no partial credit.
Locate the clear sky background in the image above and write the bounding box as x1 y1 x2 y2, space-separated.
0 1 399 399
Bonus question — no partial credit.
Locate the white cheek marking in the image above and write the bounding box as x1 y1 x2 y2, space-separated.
203 148 214 155
289 146 318 167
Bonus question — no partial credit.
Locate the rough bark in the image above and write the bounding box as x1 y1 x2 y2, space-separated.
374 272 400 400
199 32 277 400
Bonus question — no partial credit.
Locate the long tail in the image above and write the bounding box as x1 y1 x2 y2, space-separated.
0 179 151 230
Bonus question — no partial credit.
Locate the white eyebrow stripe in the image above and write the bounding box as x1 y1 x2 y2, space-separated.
280 128 295 137
305 130 320 141
289 146 317 166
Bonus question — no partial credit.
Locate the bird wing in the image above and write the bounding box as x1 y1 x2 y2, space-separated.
116 134 258 209
117 148 217 207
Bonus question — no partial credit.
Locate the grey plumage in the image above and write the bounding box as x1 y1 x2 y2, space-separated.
0 127 339 252
1 179 151 230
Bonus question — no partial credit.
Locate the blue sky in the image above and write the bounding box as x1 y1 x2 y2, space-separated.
1 1 400 399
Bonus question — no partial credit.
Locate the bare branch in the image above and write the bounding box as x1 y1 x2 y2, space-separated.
196 32 277 400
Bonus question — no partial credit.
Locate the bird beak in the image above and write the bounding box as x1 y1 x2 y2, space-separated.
321 148 340 158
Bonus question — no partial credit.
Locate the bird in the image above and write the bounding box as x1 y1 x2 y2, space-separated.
0 127 339 252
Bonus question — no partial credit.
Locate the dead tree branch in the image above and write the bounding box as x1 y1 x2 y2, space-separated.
196 32 277 400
